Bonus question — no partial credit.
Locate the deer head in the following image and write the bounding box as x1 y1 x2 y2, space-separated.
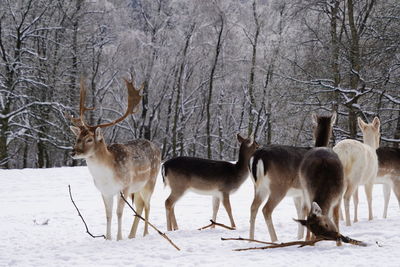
68 78 143 159
358 117 380 150
294 202 340 241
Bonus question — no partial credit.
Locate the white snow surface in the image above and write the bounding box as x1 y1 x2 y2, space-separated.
1 166 400 266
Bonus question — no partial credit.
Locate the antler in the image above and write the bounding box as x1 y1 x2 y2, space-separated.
68 78 95 128
68 78 143 130
92 78 143 129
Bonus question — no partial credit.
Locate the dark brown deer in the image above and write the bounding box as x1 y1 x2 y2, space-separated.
295 202 366 246
162 134 258 231
68 78 161 240
299 112 344 245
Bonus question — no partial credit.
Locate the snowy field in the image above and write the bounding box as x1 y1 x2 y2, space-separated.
1 166 400 267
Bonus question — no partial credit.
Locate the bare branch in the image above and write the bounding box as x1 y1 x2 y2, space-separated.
68 185 106 239
119 192 180 251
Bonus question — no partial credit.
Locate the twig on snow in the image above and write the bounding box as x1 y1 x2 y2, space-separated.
119 192 181 251
221 237 277 245
198 220 236 231
222 235 367 251
68 185 106 239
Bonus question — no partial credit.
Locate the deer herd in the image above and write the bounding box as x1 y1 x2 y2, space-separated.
68 78 400 246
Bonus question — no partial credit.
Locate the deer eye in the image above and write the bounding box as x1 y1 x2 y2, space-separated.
86 138 93 143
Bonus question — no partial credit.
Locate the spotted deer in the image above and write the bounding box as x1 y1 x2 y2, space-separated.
333 117 380 226
299 113 344 244
162 134 258 231
249 141 313 241
68 79 161 240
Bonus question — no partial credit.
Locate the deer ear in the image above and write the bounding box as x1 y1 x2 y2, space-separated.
358 117 367 131
70 126 81 136
311 202 322 216
95 127 103 142
311 113 318 127
372 117 380 130
330 111 337 126
237 133 245 143
293 218 307 226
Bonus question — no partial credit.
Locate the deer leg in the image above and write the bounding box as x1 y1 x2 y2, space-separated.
261 190 285 242
143 200 150 236
333 203 342 246
128 193 144 239
343 184 355 226
165 190 184 231
365 182 374 221
116 190 128 240
392 179 400 212
222 193 236 229
353 187 359 223
293 196 305 240
211 196 220 229
249 186 268 240
383 183 391 219
102 194 114 240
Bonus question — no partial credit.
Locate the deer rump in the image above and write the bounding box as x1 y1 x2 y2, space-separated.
300 148 344 215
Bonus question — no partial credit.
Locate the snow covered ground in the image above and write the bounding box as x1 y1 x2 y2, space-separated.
1 166 400 267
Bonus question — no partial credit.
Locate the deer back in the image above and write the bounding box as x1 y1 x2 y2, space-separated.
250 145 311 189
163 134 257 193
300 148 344 213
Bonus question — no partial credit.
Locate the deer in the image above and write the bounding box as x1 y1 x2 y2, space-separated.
299 112 344 245
376 147 400 218
162 134 258 231
248 140 313 241
68 78 161 240
294 202 367 246
333 117 380 226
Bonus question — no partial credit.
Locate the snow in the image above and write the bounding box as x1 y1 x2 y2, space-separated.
1 166 400 266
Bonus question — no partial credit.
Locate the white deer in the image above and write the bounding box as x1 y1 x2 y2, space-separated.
333 117 380 226
69 79 161 240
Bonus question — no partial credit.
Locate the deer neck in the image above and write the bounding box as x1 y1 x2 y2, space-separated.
314 126 331 148
86 141 113 166
236 149 251 173
363 135 379 150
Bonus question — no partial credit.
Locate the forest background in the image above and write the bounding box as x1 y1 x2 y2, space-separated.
1 0 399 169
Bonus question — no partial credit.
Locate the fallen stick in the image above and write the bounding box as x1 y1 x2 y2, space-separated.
221 237 278 245
223 235 367 251
119 192 181 251
198 220 236 231
233 239 327 251
68 185 106 239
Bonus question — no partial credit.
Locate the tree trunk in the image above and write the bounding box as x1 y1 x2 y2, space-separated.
206 15 224 159
347 0 361 139
247 0 260 136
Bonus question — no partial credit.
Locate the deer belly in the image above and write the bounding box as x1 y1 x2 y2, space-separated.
189 187 223 198
286 188 303 197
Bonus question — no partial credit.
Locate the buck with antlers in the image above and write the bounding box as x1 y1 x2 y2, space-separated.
299 112 344 245
68 79 161 240
333 117 380 226
162 134 258 231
